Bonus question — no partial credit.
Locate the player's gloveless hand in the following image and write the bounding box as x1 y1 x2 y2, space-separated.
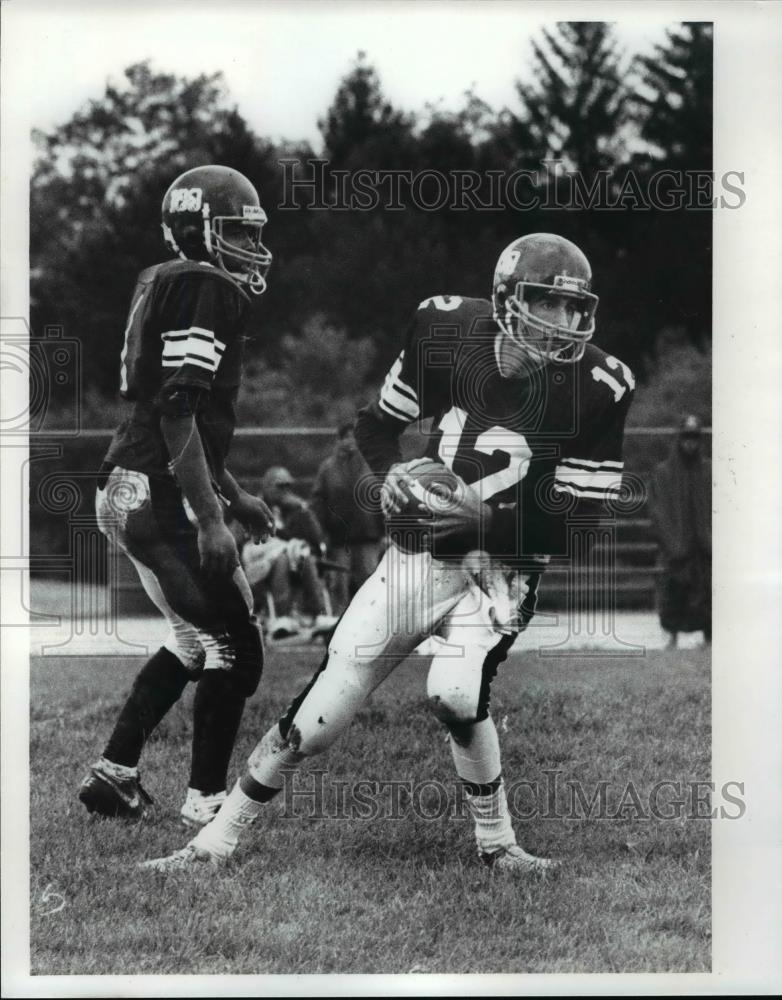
232 493 276 543
424 479 488 542
198 519 241 577
380 458 436 516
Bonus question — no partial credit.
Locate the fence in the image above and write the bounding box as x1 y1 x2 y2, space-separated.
26 427 711 612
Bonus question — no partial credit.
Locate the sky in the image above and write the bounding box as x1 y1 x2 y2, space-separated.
9 1 675 147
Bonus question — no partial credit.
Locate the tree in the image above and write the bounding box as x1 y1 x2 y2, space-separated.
318 51 416 169
632 22 713 170
505 22 629 176
30 62 285 399
625 24 714 350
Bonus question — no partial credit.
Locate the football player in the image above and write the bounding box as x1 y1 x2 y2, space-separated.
143 232 634 871
78 165 276 828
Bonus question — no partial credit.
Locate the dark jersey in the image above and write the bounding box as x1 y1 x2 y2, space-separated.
105 259 250 482
356 295 635 562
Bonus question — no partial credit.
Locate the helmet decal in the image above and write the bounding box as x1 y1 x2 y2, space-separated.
168 188 203 213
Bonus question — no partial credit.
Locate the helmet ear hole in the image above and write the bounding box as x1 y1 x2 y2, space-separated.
178 224 208 260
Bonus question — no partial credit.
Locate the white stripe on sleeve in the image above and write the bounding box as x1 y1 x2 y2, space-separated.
554 461 624 498
161 326 222 374
379 352 420 420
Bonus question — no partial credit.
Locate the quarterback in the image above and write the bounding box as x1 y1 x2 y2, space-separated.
79 166 275 827
144 232 635 871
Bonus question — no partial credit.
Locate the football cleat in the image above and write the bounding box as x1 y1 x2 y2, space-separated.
139 843 223 873
180 789 227 829
480 844 560 874
78 761 153 819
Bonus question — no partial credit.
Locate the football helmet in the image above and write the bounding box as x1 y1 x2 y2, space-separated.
161 165 272 295
492 233 598 363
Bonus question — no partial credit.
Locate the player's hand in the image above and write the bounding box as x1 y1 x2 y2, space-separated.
232 492 276 543
380 458 434 516
198 519 241 577
423 480 489 541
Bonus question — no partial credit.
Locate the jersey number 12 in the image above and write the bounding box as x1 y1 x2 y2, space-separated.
437 406 532 501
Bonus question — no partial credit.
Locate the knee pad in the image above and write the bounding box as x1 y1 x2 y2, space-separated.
163 622 205 675
200 621 264 697
426 655 480 727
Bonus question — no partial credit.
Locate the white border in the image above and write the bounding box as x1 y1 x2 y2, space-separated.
3 1 782 996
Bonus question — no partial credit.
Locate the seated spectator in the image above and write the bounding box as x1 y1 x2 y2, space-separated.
648 414 712 648
238 466 337 640
310 422 384 615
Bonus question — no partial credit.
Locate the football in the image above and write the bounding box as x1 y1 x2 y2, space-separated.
391 460 465 520
385 460 470 555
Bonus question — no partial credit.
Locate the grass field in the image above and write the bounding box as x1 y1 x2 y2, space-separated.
30 643 710 975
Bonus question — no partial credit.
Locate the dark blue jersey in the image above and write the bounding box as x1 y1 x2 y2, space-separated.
356 295 635 561
105 259 250 482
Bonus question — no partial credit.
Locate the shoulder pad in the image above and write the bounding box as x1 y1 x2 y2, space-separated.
415 295 492 318
152 259 250 302
582 342 634 378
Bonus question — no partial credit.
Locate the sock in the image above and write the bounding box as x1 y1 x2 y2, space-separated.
191 779 262 859
96 757 138 780
448 715 502 786
189 671 247 795
240 773 281 803
447 716 515 854
103 647 191 767
465 779 517 855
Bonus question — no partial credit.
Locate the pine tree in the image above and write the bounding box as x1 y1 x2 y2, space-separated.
30 62 284 397
627 24 713 350
507 22 629 175
318 51 414 167
633 22 713 169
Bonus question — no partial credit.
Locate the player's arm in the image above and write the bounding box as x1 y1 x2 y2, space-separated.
218 468 275 544
550 357 636 541
156 275 246 576
159 393 239 577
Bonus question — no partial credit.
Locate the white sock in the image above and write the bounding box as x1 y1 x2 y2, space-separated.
465 781 517 855
448 716 501 785
99 756 138 780
190 780 261 860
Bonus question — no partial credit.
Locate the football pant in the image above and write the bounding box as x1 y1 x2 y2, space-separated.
95 465 263 696
254 544 538 771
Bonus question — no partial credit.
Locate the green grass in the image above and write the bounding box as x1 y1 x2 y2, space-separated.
30 644 710 974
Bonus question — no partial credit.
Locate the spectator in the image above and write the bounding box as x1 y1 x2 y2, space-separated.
310 422 384 614
649 414 712 648
238 467 337 640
